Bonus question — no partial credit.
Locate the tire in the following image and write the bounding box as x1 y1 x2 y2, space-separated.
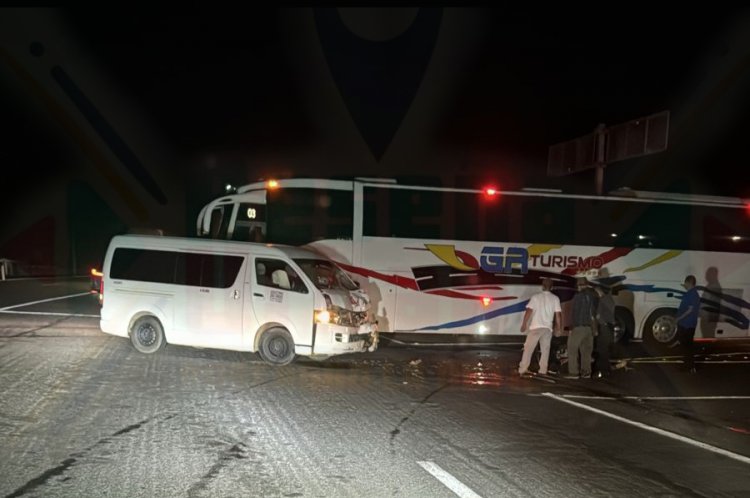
613 307 634 344
258 328 296 366
642 308 678 354
130 315 166 354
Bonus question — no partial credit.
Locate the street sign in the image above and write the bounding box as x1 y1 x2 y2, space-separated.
606 111 669 164
547 110 670 177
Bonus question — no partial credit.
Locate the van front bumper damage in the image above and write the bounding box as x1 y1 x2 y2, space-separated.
315 321 378 355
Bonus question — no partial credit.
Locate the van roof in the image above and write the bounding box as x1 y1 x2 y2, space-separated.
109 235 324 260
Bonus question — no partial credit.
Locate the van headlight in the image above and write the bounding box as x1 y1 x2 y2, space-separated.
315 307 344 325
315 305 367 327
315 309 331 324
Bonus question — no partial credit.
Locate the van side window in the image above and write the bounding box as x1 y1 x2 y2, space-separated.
110 248 177 283
200 255 244 288
255 258 308 294
111 249 243 289
175 253 244 288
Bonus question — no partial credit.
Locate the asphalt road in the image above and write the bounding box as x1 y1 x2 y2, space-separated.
1 278 749 497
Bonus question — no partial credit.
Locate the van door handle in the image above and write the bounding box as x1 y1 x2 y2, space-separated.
232 290 240 300
253 293 263 298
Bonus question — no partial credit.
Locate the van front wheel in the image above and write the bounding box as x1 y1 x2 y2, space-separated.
258 328 296 366
130 316 166 354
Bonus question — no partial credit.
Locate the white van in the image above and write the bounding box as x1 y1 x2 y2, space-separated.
99 235 378 365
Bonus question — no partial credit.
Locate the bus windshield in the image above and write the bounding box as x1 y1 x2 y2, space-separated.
294 259 359 291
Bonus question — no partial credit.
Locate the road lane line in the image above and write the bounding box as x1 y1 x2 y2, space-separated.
0 310 99 318
562 395 750 400
543 392 750 465
417 461 483 498
0 292 92 311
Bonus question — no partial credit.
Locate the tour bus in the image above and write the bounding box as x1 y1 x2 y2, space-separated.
196 178 750 352
99 234 378 365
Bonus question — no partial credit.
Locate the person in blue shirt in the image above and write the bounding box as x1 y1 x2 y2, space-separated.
675 275 701 373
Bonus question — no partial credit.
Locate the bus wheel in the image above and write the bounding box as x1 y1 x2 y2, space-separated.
643 308 678 354
258 328 296 366
130 316 166 354
613 307 634 344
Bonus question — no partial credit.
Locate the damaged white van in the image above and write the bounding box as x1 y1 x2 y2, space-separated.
99 235 377 365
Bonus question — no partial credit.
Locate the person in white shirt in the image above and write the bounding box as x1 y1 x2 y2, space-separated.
519 277 562 376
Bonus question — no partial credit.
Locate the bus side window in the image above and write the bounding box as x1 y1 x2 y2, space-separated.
519 196 573 245
267 188 353 245
699 206 750 252
620 203 690 249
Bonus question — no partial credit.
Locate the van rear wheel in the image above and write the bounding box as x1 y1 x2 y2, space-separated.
130 316 166 354
258 328 296 366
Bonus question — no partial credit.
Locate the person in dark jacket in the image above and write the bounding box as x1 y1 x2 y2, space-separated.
566 277 598 379
675 275 701 373
593 285 615 378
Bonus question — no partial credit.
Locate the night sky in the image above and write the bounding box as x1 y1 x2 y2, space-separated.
2 7 750 269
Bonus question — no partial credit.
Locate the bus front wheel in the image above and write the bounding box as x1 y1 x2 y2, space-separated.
130 315 166 354
643 308 678 354
258 328 296 366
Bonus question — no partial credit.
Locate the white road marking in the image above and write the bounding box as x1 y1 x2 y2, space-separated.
0 292 92 311
0 310 99 318
417 461 483 498
562 395 750 401
543 392 750 465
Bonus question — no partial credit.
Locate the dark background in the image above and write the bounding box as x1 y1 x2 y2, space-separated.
2 7 749 273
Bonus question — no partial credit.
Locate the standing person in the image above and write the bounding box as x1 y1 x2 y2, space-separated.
676 275 701 373
593 285 615 379
566 277 598 379
519 277 562 377
700 267 722 339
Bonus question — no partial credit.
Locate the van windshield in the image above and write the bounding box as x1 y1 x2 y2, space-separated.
294 259 359 291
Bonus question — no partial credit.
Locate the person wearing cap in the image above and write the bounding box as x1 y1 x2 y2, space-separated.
675 274 700 373
519 277 562 377
566 277 598 379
